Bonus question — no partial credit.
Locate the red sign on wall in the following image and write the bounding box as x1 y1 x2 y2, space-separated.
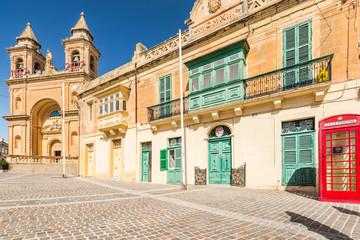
65 61 84 71
10 68 28 78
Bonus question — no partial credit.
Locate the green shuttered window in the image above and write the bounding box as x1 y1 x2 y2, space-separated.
159 74 172 118
282 118 315 186
159 75 172 104
160 149 168 170
283 20 312 88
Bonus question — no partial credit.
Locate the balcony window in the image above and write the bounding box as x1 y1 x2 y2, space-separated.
229 64 239 81
204 73 211 88
185 41 249 112
116 100 120 111
188 42 248 94
98 92 126 117
192 77 199 91
216 68 225 84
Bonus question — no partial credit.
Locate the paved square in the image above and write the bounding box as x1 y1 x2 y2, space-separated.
0 174 359 239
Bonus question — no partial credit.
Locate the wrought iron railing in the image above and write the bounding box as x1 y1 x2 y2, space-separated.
7 155 79 164
147 97 188 122
246 54 333 98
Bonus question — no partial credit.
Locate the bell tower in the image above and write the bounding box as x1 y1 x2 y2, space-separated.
7 23 45 78
62 12 100 78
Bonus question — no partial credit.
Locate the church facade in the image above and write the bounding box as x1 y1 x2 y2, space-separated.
4 13 100 173
4 0 360 203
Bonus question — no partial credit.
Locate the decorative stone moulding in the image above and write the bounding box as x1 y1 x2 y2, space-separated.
192 115 201 124
273 99 282 109
315 91 325 102
234 106 243 116
151 125 158 132
171 121 178 128
211 111 220 120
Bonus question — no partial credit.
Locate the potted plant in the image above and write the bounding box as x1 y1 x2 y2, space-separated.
0 160 9 170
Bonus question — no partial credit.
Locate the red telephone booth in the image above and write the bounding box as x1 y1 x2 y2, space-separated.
319 114 360 203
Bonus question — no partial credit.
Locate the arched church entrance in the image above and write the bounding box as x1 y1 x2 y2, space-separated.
208 125 232 185
31 99 62 156
49 139 62 157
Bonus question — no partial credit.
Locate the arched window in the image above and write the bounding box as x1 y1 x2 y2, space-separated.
209 125 231 138
72 51 80 63
90 56 95 72
16 58 24 70
71 132 78 146
50 110 61 117
15 97 21 110
34 62 41 73
15 135 21 149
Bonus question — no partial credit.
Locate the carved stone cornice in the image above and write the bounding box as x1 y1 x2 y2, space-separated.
64 110 79 117
3 115 29 121
5 71 92 86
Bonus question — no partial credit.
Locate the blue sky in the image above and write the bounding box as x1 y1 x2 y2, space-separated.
0 0 195 141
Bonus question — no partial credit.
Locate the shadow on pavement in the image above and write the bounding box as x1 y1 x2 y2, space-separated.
285 211 353 240
284 167 318 200
333 206 360 217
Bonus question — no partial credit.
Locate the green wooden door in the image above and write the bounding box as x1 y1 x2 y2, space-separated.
167 148 182 184
142 151 150 182
282 133 315 186
209 138 231 184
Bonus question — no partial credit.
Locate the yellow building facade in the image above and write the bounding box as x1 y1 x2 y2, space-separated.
77 0 360 203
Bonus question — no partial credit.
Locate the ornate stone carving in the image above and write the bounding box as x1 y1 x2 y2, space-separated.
231 163 246 187
195 167 206 185
141 30 189 64
50 120 61 130
208 0 221 14
13 89 22 96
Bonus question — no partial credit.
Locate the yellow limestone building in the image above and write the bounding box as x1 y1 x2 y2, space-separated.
78 0 358 202
4 13 100 173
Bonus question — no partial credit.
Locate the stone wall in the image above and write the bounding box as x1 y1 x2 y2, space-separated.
9 163 79 175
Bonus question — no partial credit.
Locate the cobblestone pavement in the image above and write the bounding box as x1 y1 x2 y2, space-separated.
0 174 359 240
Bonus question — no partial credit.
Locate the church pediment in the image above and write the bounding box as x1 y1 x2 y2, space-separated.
187 0 243 38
